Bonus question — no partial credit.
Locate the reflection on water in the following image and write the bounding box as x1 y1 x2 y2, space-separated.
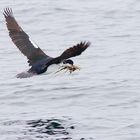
0 118 75 140
1 118 94 140
27 119 74 139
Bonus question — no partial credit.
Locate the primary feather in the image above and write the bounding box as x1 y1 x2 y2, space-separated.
51 41 90 64
3 8 49 66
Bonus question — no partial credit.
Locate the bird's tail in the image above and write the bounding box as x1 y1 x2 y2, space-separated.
16 71 37 78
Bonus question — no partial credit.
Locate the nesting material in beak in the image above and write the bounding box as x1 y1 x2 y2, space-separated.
55 64 80 74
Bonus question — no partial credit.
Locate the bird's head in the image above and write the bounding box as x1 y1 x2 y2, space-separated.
63 59 74 65
56 59 80 73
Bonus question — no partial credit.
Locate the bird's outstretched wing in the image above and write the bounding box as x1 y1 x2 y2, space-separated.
60 41 90 60
51 41 90 64
3 8 49 66
60 42 90 60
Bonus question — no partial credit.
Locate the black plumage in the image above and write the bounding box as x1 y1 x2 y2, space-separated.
3 8 90 78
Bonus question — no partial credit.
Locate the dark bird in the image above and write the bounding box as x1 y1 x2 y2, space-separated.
3 8 90 78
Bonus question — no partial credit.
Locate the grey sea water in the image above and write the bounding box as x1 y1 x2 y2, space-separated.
0 0 140 139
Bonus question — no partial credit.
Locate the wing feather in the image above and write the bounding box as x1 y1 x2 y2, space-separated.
60 41 90 60
51 41 90 64
3 8 49 66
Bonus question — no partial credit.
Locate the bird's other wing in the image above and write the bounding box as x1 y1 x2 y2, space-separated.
59 41 90 60
3 8 49 66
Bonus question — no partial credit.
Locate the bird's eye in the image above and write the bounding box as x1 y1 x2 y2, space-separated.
63 61 66 64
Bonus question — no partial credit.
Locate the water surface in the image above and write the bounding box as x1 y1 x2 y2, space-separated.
0 0 140 139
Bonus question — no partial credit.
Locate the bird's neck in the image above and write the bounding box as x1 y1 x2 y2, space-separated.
48 57 61 65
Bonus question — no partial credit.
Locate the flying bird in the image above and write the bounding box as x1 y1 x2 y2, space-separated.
3 8 90 78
